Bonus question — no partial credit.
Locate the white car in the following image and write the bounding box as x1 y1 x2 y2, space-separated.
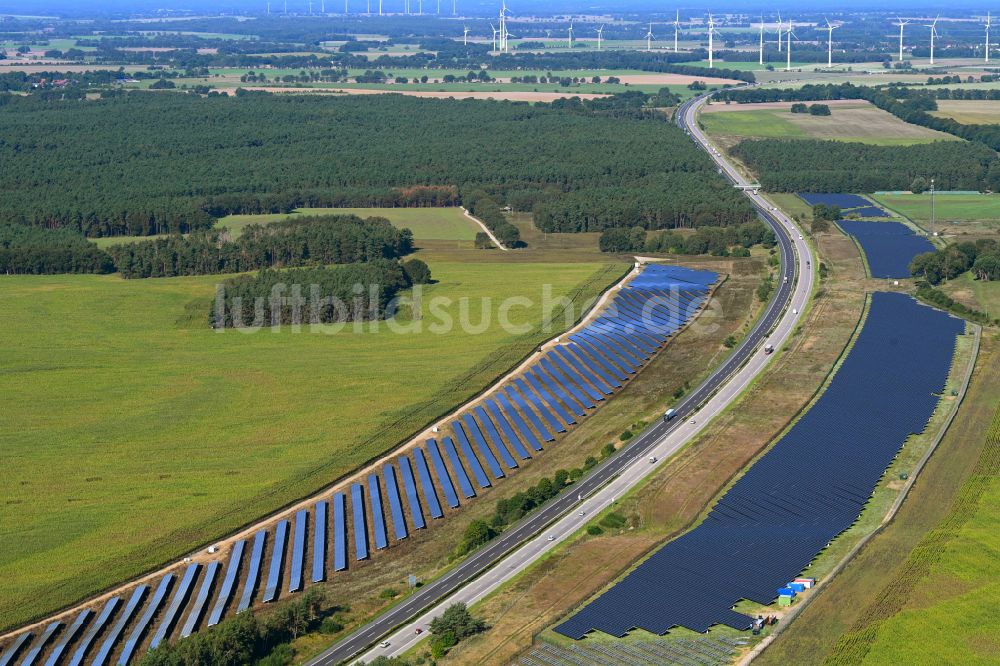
690 419 696 425
547 535 556 541
798 235 804 240
578 511 586 516
379 641 390 649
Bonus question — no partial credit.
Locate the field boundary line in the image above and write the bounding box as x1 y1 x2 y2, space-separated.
743 322 982 665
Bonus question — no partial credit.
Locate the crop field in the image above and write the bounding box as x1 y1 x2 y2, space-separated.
873 192 1000 233
700 101 958 146
0 259 620 631
217 207 479 242
930 100 1000 124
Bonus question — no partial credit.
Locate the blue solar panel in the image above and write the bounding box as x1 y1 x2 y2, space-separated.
561 342 623 388
426 439 461 508
441 437 477 498
237 530 267 612
797 192 871 209
556 293 964 639
499 388 553 445
552 346 614 395
368 474 389 549
543 355 604 405
0 633 32 666
93 584 148 666
312 501 328 582
413 448 445 518
150 564 200 651
181 561 220 638
398 456 427 530
120 575 173 664
19 621 59 666
263 520 289 602
480 402 530 460
383 465 409 540
351 483 370 561
208 539 245 626
458 416 506 477
837 220 935 279
289 510 308 592
512 379 566 433
572 333 636 375
523 371 577 425
465 407 517 469
847 205 891 218
333 493 348 571
68 598 119 666
47 609 91 666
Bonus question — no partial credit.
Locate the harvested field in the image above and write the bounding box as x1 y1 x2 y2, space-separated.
236 87 610 101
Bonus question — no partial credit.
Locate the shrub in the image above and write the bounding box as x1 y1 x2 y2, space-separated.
587 525 604 535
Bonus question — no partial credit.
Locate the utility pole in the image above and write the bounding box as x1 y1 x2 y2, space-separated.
930 177 936 229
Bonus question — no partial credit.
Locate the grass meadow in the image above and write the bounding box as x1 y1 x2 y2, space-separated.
0 258 623 631
873 193 1000 228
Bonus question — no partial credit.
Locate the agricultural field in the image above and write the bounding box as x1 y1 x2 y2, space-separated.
873 192 1000 235
700 100 958 146
0 257 620 631
216 207 480 242
930 99 1000 124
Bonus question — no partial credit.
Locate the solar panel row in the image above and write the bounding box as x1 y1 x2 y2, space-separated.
837 220 936 279
555 292 964 639
5 265 716 660
20 621 59 666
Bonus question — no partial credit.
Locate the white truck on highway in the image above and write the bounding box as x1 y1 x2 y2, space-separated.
663 408 677 422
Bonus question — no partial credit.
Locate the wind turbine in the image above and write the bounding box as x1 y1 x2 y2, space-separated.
597 24 605 51
500 2 510 53
986 12 992 63
674 10 680 53
776 11 783 52
646 21 655 52
824 18 839 68
926 16 939 65
785 20 797 71
894 17 909 61
568 21 575 49
758 14 764 65
463 25 469 46
707 13 715 69
490 22 498 50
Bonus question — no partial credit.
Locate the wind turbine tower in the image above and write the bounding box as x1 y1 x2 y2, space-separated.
986 12 992 63
463 25 469 46
491 23 498 50
646 21 655 52
568 21 575 49
674 11 680 53
500 2 509 53
926 16 939 65
758 15 764 64
894 17 909 61
785 21 797 72
824 18 839 67
707 14 715 69
597 24 605 51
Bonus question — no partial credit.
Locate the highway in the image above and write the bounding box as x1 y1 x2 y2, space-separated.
308 93 815 666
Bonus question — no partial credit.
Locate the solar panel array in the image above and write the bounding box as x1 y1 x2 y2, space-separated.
554 292 963 639
845 205 891 218
837 220 936 279
1 265 719 664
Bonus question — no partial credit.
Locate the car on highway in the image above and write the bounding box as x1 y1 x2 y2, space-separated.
799 235 804 240
578 511 586 516
415 628 423 635
547 535 556 541
379 641 390 649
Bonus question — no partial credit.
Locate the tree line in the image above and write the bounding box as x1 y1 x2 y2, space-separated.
910 239 1000 285
106 215 412 279
599 220 776 256
0 92 749 239
213 259 429 329
0 224 114 275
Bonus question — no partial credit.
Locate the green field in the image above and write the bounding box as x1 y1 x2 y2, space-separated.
0 259 621 630
701 104 958 146
217 207 479 241
874 193 1000 227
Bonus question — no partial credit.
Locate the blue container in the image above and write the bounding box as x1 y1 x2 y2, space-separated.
777 587 796 597
787 582 806 593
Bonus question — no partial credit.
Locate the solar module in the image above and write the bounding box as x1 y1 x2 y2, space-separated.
837 220 935 278
382 465 409 540
150 564 200 650
552 346 614 394
564 340 627 385
512 379 566 433
524 371 577 424
367 474 390 550
237 530 267 612
426 439 461 508
93 584 148 666
398 456 427 530
847 205 891 218
46 609 91 666
19 622 59 666
441 437 477 498
467 412 518 470
450 421 492 488
181 561 220 638
456 417 505 478
68 597 119 666
413 448 445 518
555 293 963 639
263 520 289 602
333 493 348 571
351 483 370 561
480 402 531 460
312 501 328 582
543 355 604 404
208 539 245 626
797 192 871 209
0 632 31 666
289 510 308 592
123 575 174 663
499 388 553 444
